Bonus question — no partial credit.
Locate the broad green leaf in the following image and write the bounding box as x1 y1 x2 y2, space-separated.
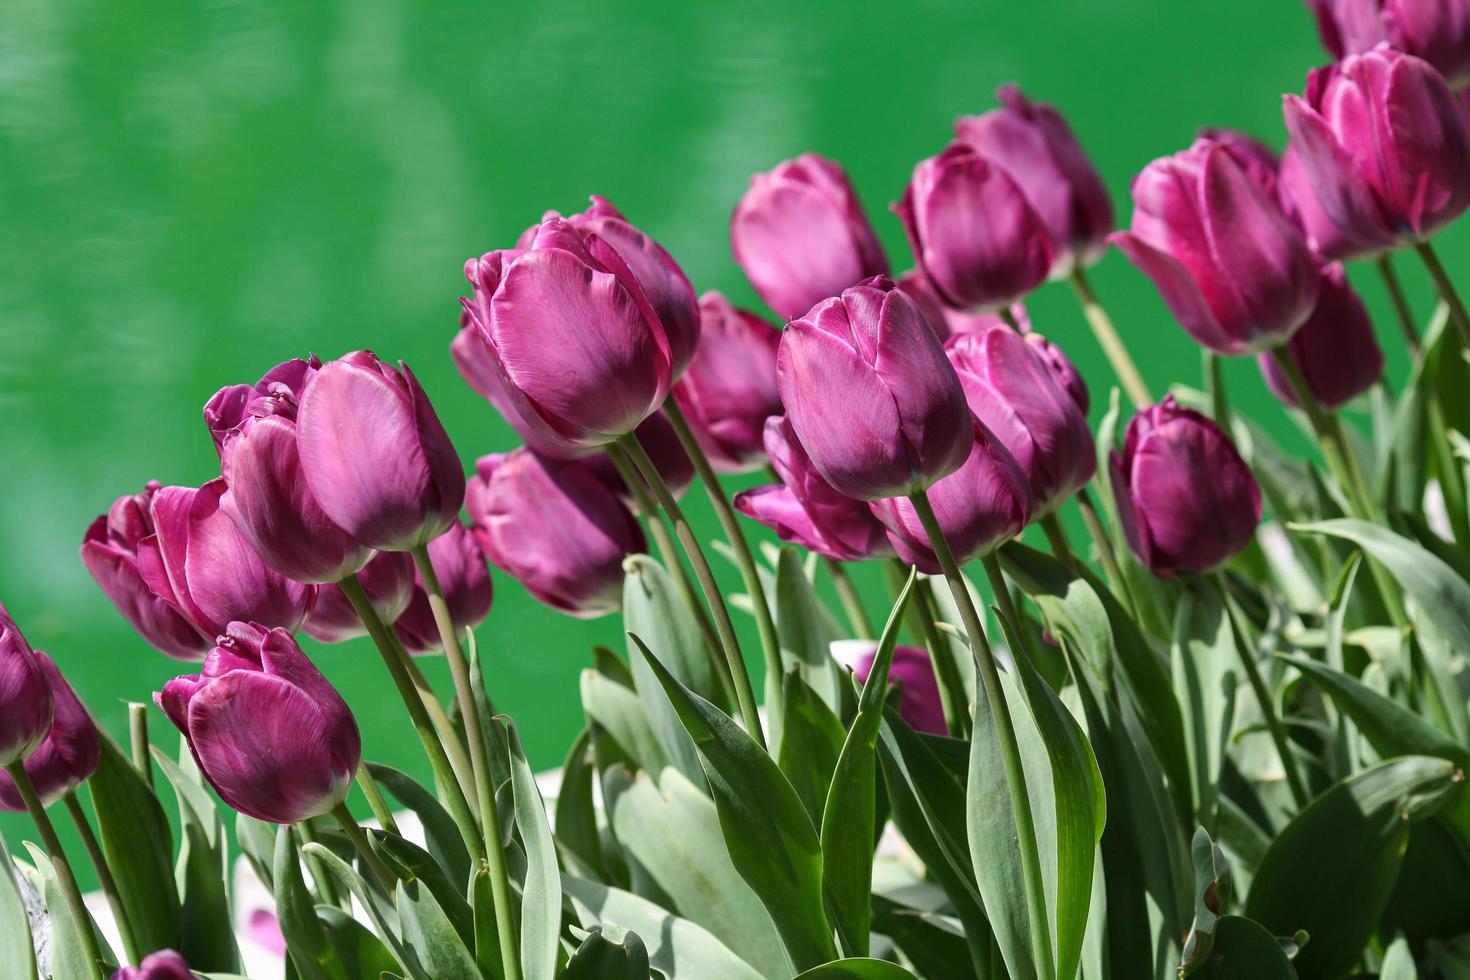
314 906 400 979
1179 828 1233 976
630 632 839 970
792 959 920 978
625 555 712 783
869 894 975 979
21 843 111 980
0 828 36 980
779 670 848 825
1188 916 1299 979
235 812 276 891
301 843 412 975
272 826 344 980
581 668 669 776
396 879 481 980
470 868 505 980
371 831 472 945
775 546 843 711
153 748 238 972
504 719 562 980
1172 588 1237 834
364 763 470 888
1380 815 1470 954
563 926 651 979
555 727 604 879
1381 936 1417 980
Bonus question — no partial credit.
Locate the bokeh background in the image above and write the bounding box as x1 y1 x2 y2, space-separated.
2 0 1464 880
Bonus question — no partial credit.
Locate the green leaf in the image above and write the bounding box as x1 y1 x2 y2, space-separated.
21 843 112 980
563 926 651 979
470 868 505 980
272 825 345 980
314 906 400 979
869 895 974 979
152 748 239 972
1172 588 1237 833
301 843 412 976
775 546 843 711
371 831 472 945
580 668 669 775
1188 916 1299 979
396 878 481 980
503 718 562 980
629 631 839 970
779 669 848 825
554 727 605 879
235 812 277 891
0 828 35 980
1381 936 1418 980
364 763 470 886
1179 828 1233 976
791 959 920 978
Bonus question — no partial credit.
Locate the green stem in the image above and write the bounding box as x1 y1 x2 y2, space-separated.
1415 241 1470 349
824 558 874 640
1039 514 1075 569
1204 350 1229 428
6 764 104 979
906 492 1054 980
613 436 766 748
1070 266 1153 408
355 765 400 836
399 653 477 806
62 792 138 965
127 703 151 790
1377 255 1420 354
295 820 348 911
1075 488 1139 621
410 544 522 980
980 554 1037 671
998 306 1024 333
885 560 969 737
330 804 398 895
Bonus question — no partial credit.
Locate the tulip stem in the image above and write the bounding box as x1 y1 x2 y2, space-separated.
887 561 970 739
355 764 400 837
1069 266 1152 409
398 653 478 806
62 792 139 965
1075 488 1139 621
339 575 486 866
6 764 104 979
997 306 1024 333
127 703 152 790
613 435 766 748
1377 255 1420 354
824 558 874 640
906 492 1054 980
1415 241 1470 349
1204 350 1230 428
1039 514 1075 569
295 820 348 911
331 804 398 894
410 543 523 980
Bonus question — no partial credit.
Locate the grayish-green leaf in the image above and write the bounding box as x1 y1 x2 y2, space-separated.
791 958 920 979
1172 589 1237 834
505 718 562 980
395 879 480 980
581 668 669 775
775 546 843 711
1381 936 1417 980
563 926 651 979
153 748 238 972
272 826 343 980
364 763 470 887
779 670 848 826
0 828 36 980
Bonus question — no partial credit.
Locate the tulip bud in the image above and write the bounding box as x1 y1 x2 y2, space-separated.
156 623 360 824
1112 137 1320 354
206 358 375 584
467 450 644 617
1283 48 1470 258
0 652 100 811
1111 396 1262 577
953 84 1114 277
1304 0 1470 88
81 484 211 661
462 218 674 453
1025 332 1090 415
893 269 1026 341
582 411 695 505
1259 263 1384 410
896 142 1053 312
394 521 493 654
946 329 1096 516
731 153 890 320
110 949 194 980
0 605 54 768
138 480 315 639
305 550 416 644
1278 144 1381 259
777 276 973 500
833 640 947 735
669 292 783 473
733 416 893 562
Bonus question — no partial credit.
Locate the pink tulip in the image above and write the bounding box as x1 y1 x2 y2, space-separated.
1304 0 1470 88
111 950 194 980
1259 263 1384 410
893 270 1027 341
394 521 493 654
305 550 416 644
0 605 54 768
0 652 99 811
838 641 947 735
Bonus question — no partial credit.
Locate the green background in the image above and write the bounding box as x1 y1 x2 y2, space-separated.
2 0 1462 880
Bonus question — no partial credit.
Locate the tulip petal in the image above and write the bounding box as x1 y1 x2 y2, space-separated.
1110 231 1241 354
1282 94 1398 250
80 524 208 661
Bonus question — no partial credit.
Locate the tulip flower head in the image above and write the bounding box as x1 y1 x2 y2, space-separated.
305 550 416 644
110 949 194 980
1258 263 1384 410
893 269 1027 341
0 605 54 769
1304 0 1470 89
0 652 100 811
394 520 493 654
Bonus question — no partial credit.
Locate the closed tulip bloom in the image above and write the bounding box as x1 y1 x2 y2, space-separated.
305 550 416 644
896 142 1053 312
1259 263 1384 410
733 416 893 562
81 484 211 661
462 218 674 453
139 480 315 639
0 605 53 768
111 950 194 980
1112 137 1320 355
156 623 360 824
894 269 1028 340
0 652 100 811
835 640 947 735
946 329 1096 515
1111 396 1262 577
731 153 890 320
394 521 493 654
206 358 375 584
1024 332 1090 415
467 450 644 618
1283 48 1470 256
1305 0 1470 88
296 351 466 552
583 411 695 504
777 276 973 500
1278 145 1383 259
670 292 783 473
953 85 1114 277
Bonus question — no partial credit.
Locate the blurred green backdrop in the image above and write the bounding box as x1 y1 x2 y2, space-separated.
2 0 1463 881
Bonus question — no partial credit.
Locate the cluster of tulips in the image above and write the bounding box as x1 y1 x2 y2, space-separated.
6 0 1470 977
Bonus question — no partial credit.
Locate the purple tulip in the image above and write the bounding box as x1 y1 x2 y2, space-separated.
462 218 674 453
1024 332 1090 415
1283 48 1470 257
1111 396 1262 577
733 416 894 562
946 328 1096 516
953 85 1114 278
157 623 360 824
731 153 890 320
137 480 315 639
670 292 783 473
896 141 1053 312
206 358 375 585
0 606 54 769
893 269 1028 341
81 484 212 661
777 276 973 501
0 652 100 811
836 641 947 735
467 450 644 618
1279 144 1382 259
295 351 465 552
1112 137 1320 355
394 521 493 654
1304 0 1470 88
1259 263 1384 410
110 950 195 980
305 550 416 645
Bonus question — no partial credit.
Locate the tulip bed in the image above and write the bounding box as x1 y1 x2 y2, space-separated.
6 5 1470 980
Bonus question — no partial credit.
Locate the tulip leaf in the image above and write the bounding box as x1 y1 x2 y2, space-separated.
629 631 839 970
301 843 412 976
1171 587 1238 833
775 546 844 712
364 763 470 886
580 668 669 776
152 747 239 972
272 825 346 980
0 829 34 980
623 556 708 785
778 669 848 825
1381 936 1418 980
1178 828 1233 975
395 878 481 980
563 926 651 979
314 905 401 979
470 868 505 980
791 959 920 978
869 894 975 979
235 812 277 891
554 726 604 880
20 842 113 980
371 831 473 946
1186 916 1299 979
503 718 562 980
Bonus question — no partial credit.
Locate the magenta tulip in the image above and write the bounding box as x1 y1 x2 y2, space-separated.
731 153 890 320
1024 332 1090 415
1111 396 1262 577
467 450 644 617
157 623 360 824
777 276 973 501
0 604 53 768
305 551 416 645
394 521 493 654
0 652 100 811
583 411 695 505
81 484 212 661
1259 263 1384 410
1283 48 1470 257
953 84 1114 277
896 141 1053 312
1278 144 1381 259
206 358 375 584
670 292 783 473
1112 137 1320 354
1304 0 1470 88
111 950 194 980
837 641 947 735
894 269 1027 341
